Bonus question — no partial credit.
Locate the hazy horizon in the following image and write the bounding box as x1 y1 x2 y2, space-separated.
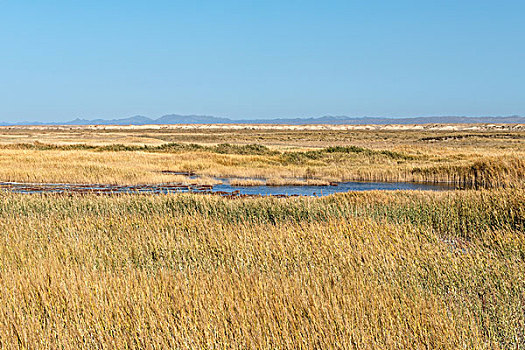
3 113 524 126
1 1 524 123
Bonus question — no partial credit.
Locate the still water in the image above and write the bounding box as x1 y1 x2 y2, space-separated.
0 180 455 196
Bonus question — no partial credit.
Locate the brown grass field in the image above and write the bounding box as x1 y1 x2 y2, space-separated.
0 124 524 348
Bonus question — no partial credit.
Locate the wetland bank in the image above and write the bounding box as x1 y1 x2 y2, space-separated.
1 124 524 190
0 125 524 348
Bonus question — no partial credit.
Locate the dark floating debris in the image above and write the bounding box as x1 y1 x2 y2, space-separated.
0 182 209 195
160 170 196 176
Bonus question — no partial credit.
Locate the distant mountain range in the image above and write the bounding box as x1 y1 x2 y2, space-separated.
2 114 525 126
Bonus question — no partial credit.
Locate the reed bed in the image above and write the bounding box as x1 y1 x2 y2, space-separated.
1 144 524 188
265 177 331 186
0 190 523 348
229 178 266 186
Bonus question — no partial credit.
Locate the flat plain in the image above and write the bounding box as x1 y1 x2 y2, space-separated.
0 124 524 348
0 123 524 187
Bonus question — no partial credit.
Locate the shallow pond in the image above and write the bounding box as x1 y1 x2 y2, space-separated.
0 180 456 197
213 181 454 196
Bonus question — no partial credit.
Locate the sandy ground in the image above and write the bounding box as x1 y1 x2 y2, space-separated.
2 123 524 132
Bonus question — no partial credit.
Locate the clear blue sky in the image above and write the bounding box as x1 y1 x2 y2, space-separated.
1 0 523 122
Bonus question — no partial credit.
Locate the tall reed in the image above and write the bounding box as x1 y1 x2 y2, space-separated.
0 190 523 348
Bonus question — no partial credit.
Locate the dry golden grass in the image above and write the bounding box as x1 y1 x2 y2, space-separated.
0 149 221 185
1 124 524 149
265 177 331 186
0 126 523 188
0 126 524 348
229 178 266 186
0 143 523 188
0 190 523 348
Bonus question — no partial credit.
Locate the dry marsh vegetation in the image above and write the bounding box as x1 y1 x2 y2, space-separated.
0 131 524 188
1 124 524 149
0 190 523 348
0 125 524 347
